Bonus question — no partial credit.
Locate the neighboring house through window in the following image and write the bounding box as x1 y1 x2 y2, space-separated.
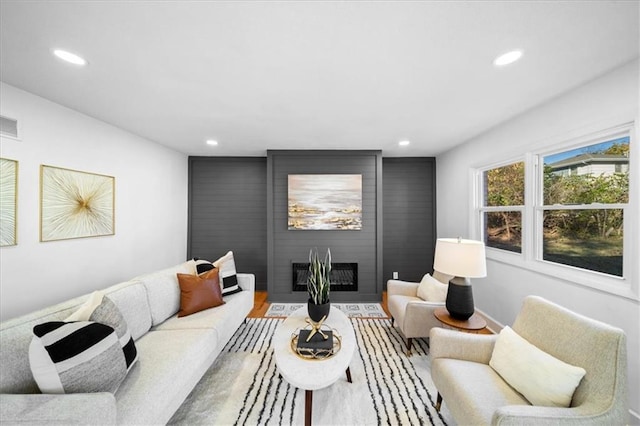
541 135 629 277
475 125 633 296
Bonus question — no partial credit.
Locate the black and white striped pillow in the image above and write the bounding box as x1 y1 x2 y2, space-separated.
194 258 215 275
213 251 241 296
194 252 241 296
29 321 127 394
66 293 138 371
89 297 138 370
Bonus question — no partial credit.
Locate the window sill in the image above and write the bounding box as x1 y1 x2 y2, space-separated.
486 248 639 302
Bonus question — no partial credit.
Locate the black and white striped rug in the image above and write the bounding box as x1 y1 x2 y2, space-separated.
169 318 454 425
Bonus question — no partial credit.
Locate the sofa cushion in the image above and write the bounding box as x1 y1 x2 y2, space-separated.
176 268 224 317
432 358 530 425
0 393 117 425
29 321 127 394
1 296 87 394
490 326 586 407
105 281 153 341
213 251 241 296
154 289 253 345
416 274 448 302
114 328 219 425
136 261 196 326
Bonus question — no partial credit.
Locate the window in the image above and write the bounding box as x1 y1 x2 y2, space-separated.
540 136 629 277
476 125 633 289
480 162 525 253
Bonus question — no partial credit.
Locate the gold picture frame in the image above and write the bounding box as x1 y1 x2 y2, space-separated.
0 158 18 246
40 165 115 242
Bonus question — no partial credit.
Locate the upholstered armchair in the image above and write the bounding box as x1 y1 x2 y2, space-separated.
430 295 629 425
387 271 452 355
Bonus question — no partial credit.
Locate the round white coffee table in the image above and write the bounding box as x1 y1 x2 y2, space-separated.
273 306 356 426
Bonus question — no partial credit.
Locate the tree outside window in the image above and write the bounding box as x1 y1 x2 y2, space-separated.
481 162 525 253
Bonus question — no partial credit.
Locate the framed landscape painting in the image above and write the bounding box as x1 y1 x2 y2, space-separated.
40 165 115 242
288 174 362 230
0 158 18 246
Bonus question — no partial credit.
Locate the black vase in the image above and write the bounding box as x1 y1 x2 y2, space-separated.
307 299 330 322
446 283 474 320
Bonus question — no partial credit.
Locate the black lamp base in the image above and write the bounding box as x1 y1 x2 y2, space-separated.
446 281 475 320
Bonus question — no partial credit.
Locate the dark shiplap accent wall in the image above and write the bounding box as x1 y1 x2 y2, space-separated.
187 155 436 296
267 151 383 302
188 157 268 290
383 158 437 285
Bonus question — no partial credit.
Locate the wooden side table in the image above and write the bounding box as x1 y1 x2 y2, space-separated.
434 307 487 333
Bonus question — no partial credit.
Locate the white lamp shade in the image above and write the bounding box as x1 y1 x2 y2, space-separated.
433 238 487 278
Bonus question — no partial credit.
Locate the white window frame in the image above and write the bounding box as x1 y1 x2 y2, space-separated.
472 122 637 300
477 159 526 255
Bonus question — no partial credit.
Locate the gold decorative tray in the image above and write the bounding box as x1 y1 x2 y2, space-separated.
290 321 342 361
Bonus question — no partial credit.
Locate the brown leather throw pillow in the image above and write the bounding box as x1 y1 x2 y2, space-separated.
176 268 224 317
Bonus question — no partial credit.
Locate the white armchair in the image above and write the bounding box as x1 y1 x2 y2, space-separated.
430 296 629 425
387 271 451 355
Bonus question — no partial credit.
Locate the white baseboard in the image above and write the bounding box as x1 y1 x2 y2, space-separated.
629 409 640 425
474 308 503 334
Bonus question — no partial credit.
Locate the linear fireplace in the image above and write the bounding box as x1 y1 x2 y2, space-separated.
292 262 358 292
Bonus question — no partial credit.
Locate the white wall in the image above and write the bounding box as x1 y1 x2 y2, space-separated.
437 60 640 420
0 83 188 321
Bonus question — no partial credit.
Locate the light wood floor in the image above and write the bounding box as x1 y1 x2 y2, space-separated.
248 292 492 334
248 291 391 318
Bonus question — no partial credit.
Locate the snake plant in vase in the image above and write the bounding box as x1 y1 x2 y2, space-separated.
307 248 331 322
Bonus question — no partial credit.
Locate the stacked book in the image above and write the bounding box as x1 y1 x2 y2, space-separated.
296 329 334 358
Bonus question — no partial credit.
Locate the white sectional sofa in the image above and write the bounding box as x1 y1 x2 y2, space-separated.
0 260 255 425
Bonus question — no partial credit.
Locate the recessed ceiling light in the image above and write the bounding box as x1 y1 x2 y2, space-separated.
398 140 411 147
206 139 218 146
52 49 87 66
493 50 523 67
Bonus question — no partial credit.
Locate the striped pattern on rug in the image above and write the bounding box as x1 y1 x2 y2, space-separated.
265 302 388 318
169 318 453 425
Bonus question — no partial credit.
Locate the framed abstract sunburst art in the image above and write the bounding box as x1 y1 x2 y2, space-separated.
40 165 115 242
0 158 18 246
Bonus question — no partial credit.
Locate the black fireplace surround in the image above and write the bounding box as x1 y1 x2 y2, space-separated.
292 262 358 292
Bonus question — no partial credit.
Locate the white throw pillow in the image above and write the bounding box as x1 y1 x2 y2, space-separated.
432 270 454 285
65 291 104 321
416 274 448 302
489 326 586 407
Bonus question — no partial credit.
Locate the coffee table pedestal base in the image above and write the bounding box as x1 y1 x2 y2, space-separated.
303 368 352 426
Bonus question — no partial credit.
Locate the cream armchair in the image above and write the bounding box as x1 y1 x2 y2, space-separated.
430 295 629 425
387 271 451 355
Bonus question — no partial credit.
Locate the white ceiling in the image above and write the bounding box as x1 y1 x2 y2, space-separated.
1 1 638 157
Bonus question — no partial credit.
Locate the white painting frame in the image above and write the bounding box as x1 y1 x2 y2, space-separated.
288 174 362 230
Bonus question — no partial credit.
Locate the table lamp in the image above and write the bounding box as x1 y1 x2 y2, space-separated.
433 238 487 320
